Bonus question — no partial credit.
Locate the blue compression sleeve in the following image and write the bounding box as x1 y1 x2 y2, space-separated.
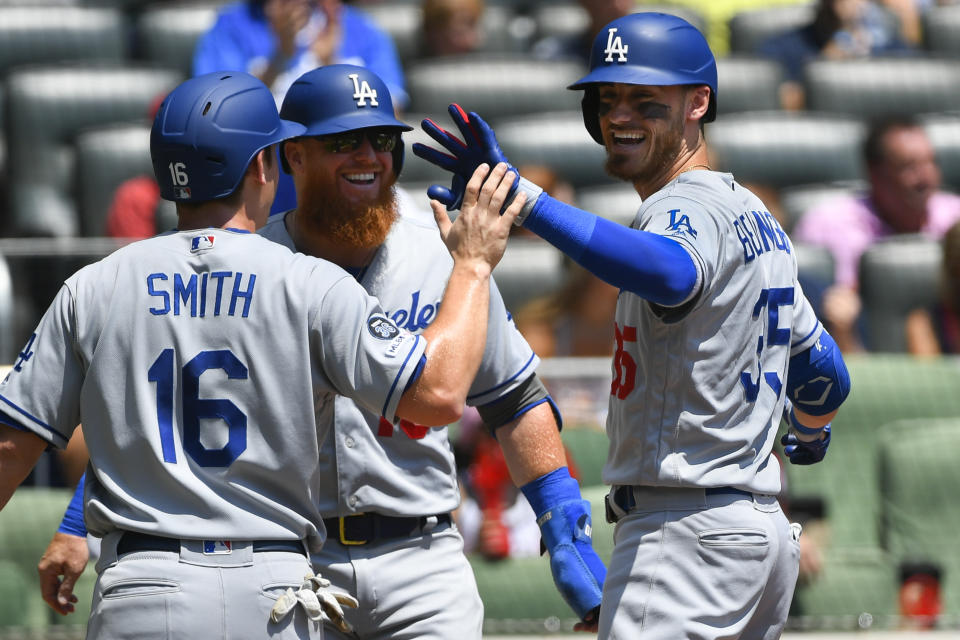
58 472 87 537
523 194 698 306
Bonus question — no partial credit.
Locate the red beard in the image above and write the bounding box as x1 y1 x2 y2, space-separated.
297 168 399 248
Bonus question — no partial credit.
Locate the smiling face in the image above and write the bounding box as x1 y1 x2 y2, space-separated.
596 83 692 187
286 129 399 248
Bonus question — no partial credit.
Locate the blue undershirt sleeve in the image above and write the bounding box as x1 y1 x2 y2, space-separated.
58 472 87 537
522 193 698 306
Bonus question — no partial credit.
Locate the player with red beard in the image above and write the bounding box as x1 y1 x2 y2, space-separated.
264 65 604 637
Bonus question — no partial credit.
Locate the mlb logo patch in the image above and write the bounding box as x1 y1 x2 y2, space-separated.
174 186 192 199
191 234 216 253
202 540 232 555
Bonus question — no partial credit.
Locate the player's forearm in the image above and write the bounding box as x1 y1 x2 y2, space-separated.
0 423 48 510
522 193 697 305
793 406 837 431
399 260 491 425
497 402 567 486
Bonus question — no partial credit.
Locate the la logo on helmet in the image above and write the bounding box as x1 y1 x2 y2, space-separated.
604 28 629 63
349 73 379 107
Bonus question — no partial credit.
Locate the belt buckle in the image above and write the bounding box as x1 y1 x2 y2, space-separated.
339 514 368 546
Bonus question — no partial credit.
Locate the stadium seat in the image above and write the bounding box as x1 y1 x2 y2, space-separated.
922 112 960 192
794 242 835 289
726 3 815 54
878 417 960 615
922 4 960 58
715 55 783 115
804 58 960 120
364 2 526 65
531 2 707 45
708 111 866 189
494 111 612 190
74 124 152 237
492 237 565 313
0 6 126 72
406 54 586 120
783 355 960 553
0 487 82 631
4 65 183 237
0 251 16 365
779 181 866 232
575 183 640 227
858 235 941 353
134 2 221 76
791 545 899 627
397 112 456 184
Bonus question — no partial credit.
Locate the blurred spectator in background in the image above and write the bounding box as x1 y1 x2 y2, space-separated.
194 0 408 214
532 0 634 64
757 0 913 110
514 262 619 359
454 407 581 561
793 115 960 352
419 0 486 59
193 0 407 109
906 220 960 356
103 93 168 239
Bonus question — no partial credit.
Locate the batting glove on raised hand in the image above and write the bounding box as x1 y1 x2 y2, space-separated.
521 468 606 625
780 401 832 465
412 104 518 211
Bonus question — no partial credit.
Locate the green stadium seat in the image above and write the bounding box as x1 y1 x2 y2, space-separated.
779 181 865 232
0 487 91 632
560 427 608 489
791 545 899 628
783 355 960 552
922 113 960 193
0 6 126 72
4 65 182 237
878 417 960 615
794 242 835 289
858 235 941 353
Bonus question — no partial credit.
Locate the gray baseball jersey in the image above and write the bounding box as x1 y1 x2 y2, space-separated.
603 171 821 494
260 208 538 517
0 228 426 551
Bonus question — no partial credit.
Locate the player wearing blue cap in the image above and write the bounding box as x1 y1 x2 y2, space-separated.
37 64 605 637
414 12 852 639
0 70 522 639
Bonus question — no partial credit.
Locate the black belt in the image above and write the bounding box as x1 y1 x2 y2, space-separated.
606 485 754 523
117 532 306 556
323 513 452 546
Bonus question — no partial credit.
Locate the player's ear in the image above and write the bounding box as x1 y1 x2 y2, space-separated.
686 86 711 123
249 148 271 186
284 139 305 176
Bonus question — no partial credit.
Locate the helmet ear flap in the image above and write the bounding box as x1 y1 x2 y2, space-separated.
581 88 603 145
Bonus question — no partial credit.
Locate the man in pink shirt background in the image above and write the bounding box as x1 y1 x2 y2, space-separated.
793 115 960 351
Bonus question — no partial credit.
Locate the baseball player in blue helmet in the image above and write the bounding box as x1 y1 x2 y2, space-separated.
414 12 851 638
261 63 605 637
11 69 526 637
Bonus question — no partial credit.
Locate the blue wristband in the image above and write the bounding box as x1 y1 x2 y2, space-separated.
789 407 826 437
58 472 88 537
520 466 578 515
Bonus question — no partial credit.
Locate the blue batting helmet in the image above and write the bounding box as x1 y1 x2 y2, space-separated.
151 71 305 202
568 13 718 144
279 64 413 176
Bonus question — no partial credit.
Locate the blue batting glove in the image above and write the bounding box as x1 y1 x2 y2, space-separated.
412 103 518 211
780 401 831 465
521 468 605 624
